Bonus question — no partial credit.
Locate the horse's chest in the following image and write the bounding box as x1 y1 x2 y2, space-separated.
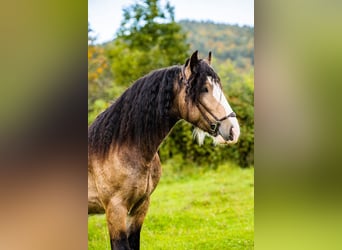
124 159 161 211
126 164 159 203
91 153 161 212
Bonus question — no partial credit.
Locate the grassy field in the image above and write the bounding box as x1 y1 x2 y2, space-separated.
88 162 254 249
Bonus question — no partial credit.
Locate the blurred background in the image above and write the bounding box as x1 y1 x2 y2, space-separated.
1 0 342 249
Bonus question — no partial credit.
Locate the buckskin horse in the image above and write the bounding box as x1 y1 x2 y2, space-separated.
88 51 240 249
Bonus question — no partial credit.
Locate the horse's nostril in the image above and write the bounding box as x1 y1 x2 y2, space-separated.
229 127 234 141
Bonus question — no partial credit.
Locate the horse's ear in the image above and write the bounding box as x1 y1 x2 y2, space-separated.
208 51 212 65
184 50 199 79
189 50 199 72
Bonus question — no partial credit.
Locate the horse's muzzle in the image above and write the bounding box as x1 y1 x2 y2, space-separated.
218 117 240 144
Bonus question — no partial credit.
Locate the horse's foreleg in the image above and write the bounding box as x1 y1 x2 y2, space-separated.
127 198 150 250
106 197 130 250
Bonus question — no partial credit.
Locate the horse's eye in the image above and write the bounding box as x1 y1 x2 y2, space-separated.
202 87 209 93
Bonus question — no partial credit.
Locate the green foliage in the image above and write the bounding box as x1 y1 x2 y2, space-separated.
88 163 254 249
219 63 254 167
108 0 189 87
159 121 227 169
88 31 113 124
224 73 254 167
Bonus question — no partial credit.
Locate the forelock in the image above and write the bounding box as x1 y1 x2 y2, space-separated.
185 60 221 103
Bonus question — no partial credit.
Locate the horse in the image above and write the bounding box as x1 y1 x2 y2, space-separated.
88 51 240 250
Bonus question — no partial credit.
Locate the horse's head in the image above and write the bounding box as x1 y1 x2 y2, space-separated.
176 51 240 145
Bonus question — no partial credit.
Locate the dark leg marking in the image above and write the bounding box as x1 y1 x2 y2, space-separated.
128 227 141 250
110 231 130 250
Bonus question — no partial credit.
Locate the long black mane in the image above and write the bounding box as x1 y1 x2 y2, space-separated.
88 66 182 158
88 60 219 159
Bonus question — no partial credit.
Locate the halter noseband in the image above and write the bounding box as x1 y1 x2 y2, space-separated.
180 66 236 136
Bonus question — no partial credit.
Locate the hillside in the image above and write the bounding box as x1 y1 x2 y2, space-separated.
179 20 254 70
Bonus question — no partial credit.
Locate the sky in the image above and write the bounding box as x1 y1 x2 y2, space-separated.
88 0 254 44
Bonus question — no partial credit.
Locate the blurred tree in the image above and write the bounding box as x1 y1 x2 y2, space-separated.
107 0 189 87
88 23 112 124
88 22 96 45
223 69 254 167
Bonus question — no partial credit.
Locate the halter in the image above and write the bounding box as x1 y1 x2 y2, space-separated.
180 66 236 136
196 100 236 136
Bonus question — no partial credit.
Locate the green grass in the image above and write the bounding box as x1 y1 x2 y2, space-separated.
88 163 254 249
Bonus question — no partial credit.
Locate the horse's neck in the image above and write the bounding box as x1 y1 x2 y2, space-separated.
118 68 183 163
140 117 178 163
